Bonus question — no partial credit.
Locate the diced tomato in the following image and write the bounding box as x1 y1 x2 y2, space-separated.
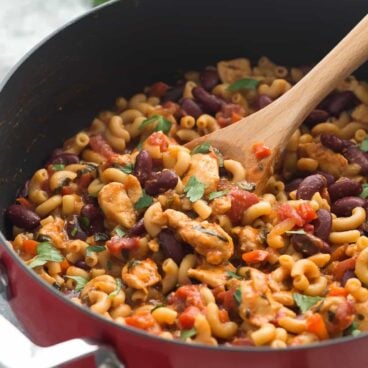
306 313 329 340
22 239 38 256
89 134 117 160
332 257 357 281
216 288 238 312
297 203 317 223
60 259 70 272
215 104 246 127
125 311 157 331
16 197 32 209
62 186 75 195
179 306 201 329
252 142 272 160
147 132 169 152
218 309 230 323
231 112 243 123
106 236 139 256
328 286 349 297
149 82 169 97
277 203 304 227
228 187 259 225
242 249 269 264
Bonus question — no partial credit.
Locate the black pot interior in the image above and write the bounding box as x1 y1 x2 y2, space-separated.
0 0 367 235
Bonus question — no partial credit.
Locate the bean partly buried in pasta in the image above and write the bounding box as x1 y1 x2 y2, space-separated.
6 56 368 347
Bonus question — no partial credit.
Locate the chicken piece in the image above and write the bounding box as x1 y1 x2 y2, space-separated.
299 142 348 178
236 226 262 252
188 263 235 288
182 154 219 194
122 258 161 290
38 217 66 248
210 195 232 215
98 182 136 228
165 209 233 265
217 58 252 84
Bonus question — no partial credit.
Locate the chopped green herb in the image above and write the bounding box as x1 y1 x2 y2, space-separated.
66 275 88 292
86 245 106 256
193 225 228 242
208 190 229 201
360 139 368 152
109 278 122 298
29 242 64 268
140 115 172 134
233 287 242 306
151 304 165 313
228 78 259 92
114 163 134 174
79 216 90 229
70 227 78 237
52 164 65 171
180 327 197 340
237 181 256 192
184 176 205 202
259 228 269 244
191 142 211 154
226 271 242 280
114 226 126 238
94 232 109 242
213 147 224 167
134 191 154 210
286 229 307 235
360 184 368 199
293 293 324 314
344 321 361 337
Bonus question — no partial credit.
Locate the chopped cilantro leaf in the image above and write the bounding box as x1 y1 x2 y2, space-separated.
360 139 368 152
360 184 368 199
208 190 229 201
114 226 126 238
94 232 109 242
86 245 106 256
193 225 228 242
140 115 172 134
184 176 205 202
228 78 259 92
134 191 153 210
52 164 65 171
293 293 324 314
191 142 211 154
180 327 197 340
114 163 134 174
66 275 88 292
29 242 64 268
109 278 122 298
226 271 242 280
233 287 242 306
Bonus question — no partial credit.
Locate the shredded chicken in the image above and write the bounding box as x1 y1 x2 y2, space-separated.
188 263 235 288
38 217 66 248
182 154 219 194
165 209 233 265
98 182 136 228
122 258 161 290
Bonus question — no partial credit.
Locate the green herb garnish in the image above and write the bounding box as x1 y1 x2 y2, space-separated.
70 227 78 237
52 164 65 171
293 293 324 314
79 216 90 229
114 226 126 238
114 163 134 174
140 115 172 134
193 225 228 242
344 321 361 337
212 147 224 167
233 287 242 306
66 275 88 292
286 229 307 235
134 191 153 210
208 190 229 201
184 176 205 202
360 139 368 152
151 304 165 313
360 184 368 199
94 233 109 242
180 328 197 340
191 142 211 154
86 245 106 256
29 242 64 268
228 78 259 92
109 278 122 298
226 271 242 280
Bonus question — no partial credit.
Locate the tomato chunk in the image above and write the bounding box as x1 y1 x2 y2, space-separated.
297 203 317 223
277 203 304 227
22 239 38 256
228 187 259 225
179 306 201 329
242 250 269 264
306 313 329 340
125 310 157 331
252 142 272 160
147 132 169 152
106 236 139 256
89 134 117 160
149 81 169 97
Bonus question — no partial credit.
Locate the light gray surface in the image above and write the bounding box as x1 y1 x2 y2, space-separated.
0 0 92 330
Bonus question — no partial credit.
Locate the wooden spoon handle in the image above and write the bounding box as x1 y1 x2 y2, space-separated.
277 15 368 128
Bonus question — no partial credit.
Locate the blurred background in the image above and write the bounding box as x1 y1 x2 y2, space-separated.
0 0 110 81
0 0 110 326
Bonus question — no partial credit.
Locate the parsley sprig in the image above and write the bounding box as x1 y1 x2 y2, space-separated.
184 176 205 202
140 115 172 134
29 242 64 268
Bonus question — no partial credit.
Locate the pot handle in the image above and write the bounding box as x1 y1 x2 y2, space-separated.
0 263 125 368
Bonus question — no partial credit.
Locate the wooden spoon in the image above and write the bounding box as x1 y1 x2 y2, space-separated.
185 16 368 193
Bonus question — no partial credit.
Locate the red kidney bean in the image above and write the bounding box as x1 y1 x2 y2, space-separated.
66 215 87 240
325 91 358 116
80 204 105 235
133 150 153 186
332 196 367 217
312 209 332 242
255 94 273 110
162 85 184 103
341 269 356 287
291 233 331 256
127 218 146 237
328 178 362 202
304 109 330 126
343 146 368 175
6 204 40 231
75 260 91 271
158 229 184 264
320 133 345 153
199 67 220 91
285 178 303 193
145 169 178 196
180 98 203 119
192 87 224 113
315 171 335 186
296 174 327 200
49 153 80 165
